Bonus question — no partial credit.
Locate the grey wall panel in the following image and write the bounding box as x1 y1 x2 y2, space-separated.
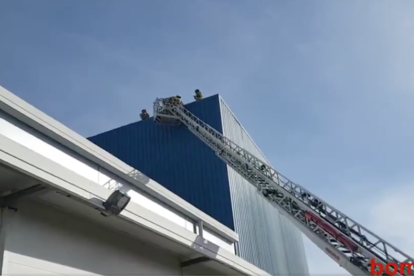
280 215 310 275
219 97 309 276
3 201 182 276
227 167 291 275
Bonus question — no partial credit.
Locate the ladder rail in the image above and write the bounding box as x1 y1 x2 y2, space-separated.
177 103 410 258
153 98 413 276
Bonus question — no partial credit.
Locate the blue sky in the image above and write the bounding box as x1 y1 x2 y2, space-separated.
1 0 414 274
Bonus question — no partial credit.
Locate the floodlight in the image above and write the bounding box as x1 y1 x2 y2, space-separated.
102 190 131 216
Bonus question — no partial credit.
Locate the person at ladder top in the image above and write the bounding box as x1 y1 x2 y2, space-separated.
173 95 182 104
164 96 181 105
140 109 149 120
194 89 203 100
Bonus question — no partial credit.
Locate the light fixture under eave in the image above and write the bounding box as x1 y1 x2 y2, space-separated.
101 190 131 217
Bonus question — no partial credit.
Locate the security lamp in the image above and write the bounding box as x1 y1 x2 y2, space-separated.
102 190 131 216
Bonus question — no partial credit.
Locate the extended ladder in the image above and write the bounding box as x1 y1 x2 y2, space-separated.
153 97 413 276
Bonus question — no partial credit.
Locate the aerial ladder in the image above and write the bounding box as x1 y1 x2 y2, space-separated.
153 96 413 276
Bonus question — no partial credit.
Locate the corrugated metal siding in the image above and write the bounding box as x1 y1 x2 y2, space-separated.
88 95 234 229
279 215 309 275
219 97 309 276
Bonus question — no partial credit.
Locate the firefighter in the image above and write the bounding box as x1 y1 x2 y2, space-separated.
140 109 149 120
194 89 203 101
164 96 175 105
301 192 311 200
173 95 182 105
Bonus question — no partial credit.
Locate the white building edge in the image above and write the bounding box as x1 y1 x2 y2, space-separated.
0 85 271 276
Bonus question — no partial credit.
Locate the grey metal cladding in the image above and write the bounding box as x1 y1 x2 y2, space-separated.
280 214 310 275
219 97 310 276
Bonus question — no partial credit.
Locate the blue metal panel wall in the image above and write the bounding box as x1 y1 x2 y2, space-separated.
88 95 234 229
219 97 310 276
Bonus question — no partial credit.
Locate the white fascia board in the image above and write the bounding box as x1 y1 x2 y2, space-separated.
0 85 238 243
0 134 266 276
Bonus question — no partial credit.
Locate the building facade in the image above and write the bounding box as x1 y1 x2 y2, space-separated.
89 95 309 276
1 84 267 276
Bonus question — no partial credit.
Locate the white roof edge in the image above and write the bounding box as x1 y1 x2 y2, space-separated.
0 85 238 243
0 134 268 276
218 95 272 165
